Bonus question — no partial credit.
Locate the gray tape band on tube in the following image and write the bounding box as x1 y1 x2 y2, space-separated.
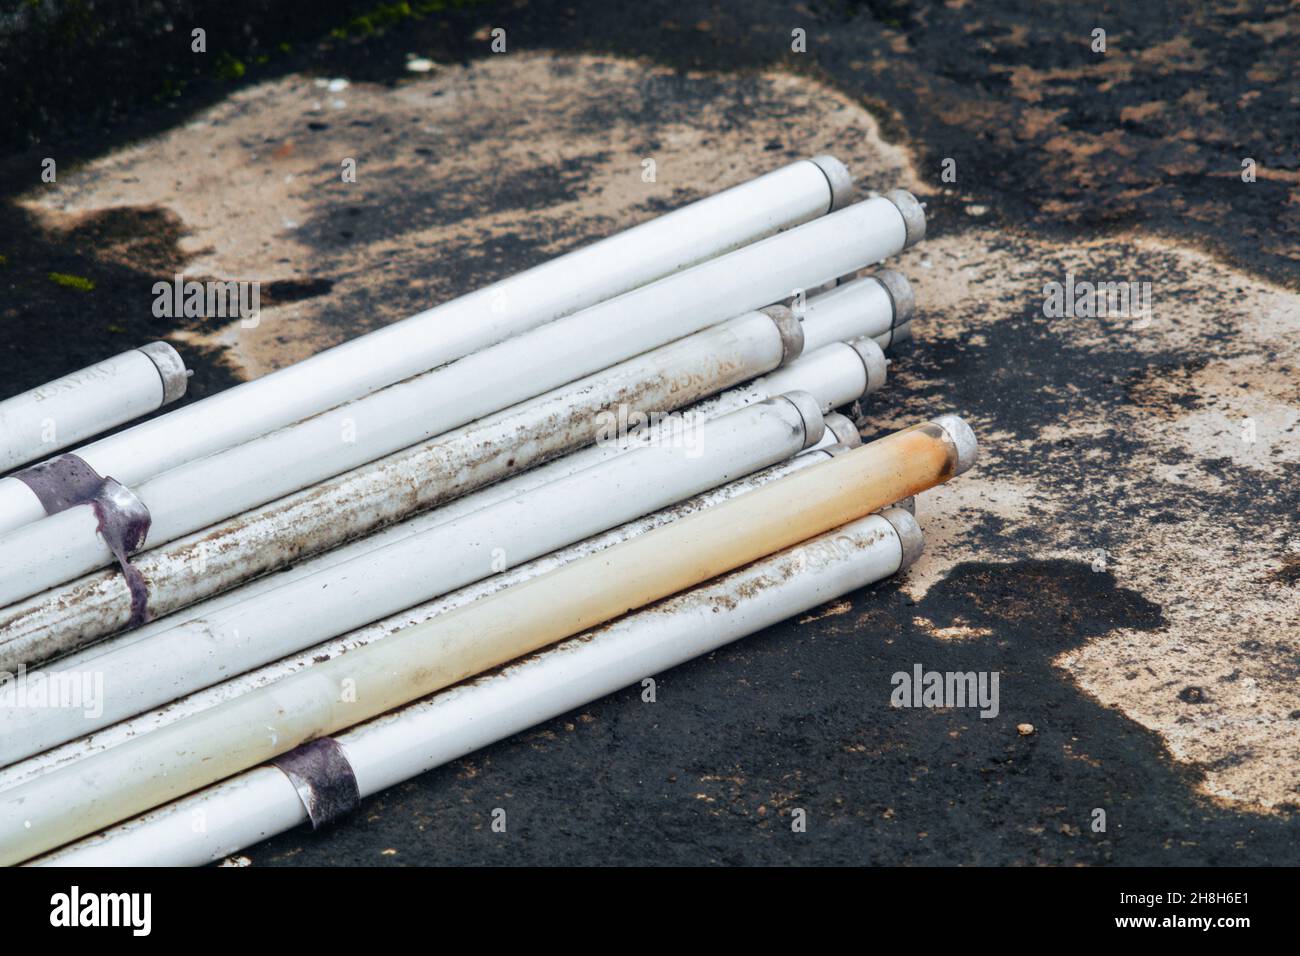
13 454 153 627
12 454 105 514
91 480 153 627
271 737 362 829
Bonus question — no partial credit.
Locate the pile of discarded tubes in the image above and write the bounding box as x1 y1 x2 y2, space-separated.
0 156 976 865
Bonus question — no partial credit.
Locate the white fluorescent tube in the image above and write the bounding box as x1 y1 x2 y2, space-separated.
29 506 919 867
7 335 877 680
0 193 922 607
0 344 188 474
2 314 882 677
876 320 912 348
0 157 857 534
801 272 914 352
0 415 973 864
0 308 793 667
0 393 827 764
0 271 902 668
820 412 863 448
4 446 851 792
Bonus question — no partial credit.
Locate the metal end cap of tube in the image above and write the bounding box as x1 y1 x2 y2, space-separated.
821 442 856 458
883 189 926 248
932 413 979 476
881 505 924 571
872 269 915 326
822 412 862 448
760 304 804 366
138 341 188 404
884 320 913 347
777 389 826 450
894 495 917 516
809 155 853 212
846 337 888 395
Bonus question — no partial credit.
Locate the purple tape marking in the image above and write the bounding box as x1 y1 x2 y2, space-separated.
12 454 104 513
13 455 153 627
90 480 153 627
271 738 361 829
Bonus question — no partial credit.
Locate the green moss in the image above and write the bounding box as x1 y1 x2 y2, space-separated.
48 272 95 292
155 76 188 102
330 1 470 39
214 53 247 80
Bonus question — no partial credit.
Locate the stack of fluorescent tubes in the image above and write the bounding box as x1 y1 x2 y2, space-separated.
0 155 970 866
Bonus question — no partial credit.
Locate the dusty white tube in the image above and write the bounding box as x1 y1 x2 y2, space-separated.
0 344 187 474
5 447 852 791
0 158 863 534
10 335 878 681
759 338 887 409
0 415 974 865
0 272 896 666
801 272 914 352
0 394 826 763
0 195 918 607
0 309 793 667
12 336 877 686
30 506 919 867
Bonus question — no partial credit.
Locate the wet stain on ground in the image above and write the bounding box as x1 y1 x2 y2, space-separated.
321 0 1297 289
298 154 606 251
0 201 243 402
1268 555 1300 588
